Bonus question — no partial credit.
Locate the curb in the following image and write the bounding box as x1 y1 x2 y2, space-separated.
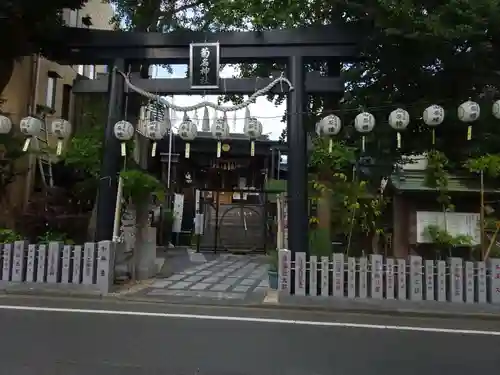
113 293 500 321
261 301 500 321
115 295 500 321
0 289 105 300
1 288 500 322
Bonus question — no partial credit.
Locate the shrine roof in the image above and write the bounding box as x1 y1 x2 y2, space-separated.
389 171 500 194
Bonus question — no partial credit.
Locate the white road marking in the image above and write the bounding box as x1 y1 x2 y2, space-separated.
0 304 498 336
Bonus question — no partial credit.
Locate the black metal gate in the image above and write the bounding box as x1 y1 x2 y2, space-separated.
197 189 271 253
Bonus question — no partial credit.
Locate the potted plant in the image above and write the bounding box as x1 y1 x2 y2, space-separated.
267 248 279 290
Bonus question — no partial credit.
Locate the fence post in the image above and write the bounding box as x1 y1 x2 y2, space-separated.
385 258 395 299
36 245 47 283
83 242 97 285
278 249 291 294
294 251 306 296
487 258 500 303
72 245 83 284
464 261 474 303
12 240 27 282
358 256 368 299
409 255 423 301
436 260 446 301
347 257 355 298
333 253 344 297
424 259 435 301
370 254 383 299
61 245 72 284
319 256 329 296
396 258 406 300
449 257 463 302
26 244 36 282
309 255 318 296
476 261 487 303
97 240 115 294
2 243 12 281
47 242 62 283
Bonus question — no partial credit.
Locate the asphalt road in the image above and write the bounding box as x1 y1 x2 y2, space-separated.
0 296 499 375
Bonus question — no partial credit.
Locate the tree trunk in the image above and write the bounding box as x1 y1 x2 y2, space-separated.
86 191 98 241
132 200 149 280
132 128 151 280
317 188 331 251
371 232 380 254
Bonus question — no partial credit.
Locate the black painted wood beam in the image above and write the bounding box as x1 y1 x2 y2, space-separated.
50 45 360 64
72 72 344 94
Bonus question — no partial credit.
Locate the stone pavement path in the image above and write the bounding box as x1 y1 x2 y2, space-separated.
139 255 269 301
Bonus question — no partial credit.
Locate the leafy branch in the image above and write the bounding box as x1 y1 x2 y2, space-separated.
425 224 473 258
120 169 165 204
464 154 500 178
425 150 452 209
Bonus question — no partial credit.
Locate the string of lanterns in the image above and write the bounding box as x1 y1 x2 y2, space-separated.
0 97 495 159
0 115 72 155
117 70 284 158
0 70 282 159
315 99 496 151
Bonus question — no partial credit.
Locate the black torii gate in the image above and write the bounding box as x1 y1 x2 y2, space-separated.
46 24 361 256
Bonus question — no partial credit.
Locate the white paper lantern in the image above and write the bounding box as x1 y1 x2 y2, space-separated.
211 117 230 139
423 105 445 126
388 108 410 130
493 100 500 119
354 112 375 133
113 120 135 141
243 117 263 139
145 120 168 141
0 115 12 134
458 100 480 123
178 119 197 141
50 119 72 139
20 116 43 137
317 114 341 136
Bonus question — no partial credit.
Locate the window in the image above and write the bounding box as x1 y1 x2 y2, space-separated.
77 65 84 75
69 10 78 27
88 65 95 79
46 77 56 109
61 84 72 120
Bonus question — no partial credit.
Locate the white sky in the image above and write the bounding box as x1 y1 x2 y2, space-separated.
155 64 286 140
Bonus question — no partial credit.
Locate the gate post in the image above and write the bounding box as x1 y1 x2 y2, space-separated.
287 55 308 255
95 59 126 241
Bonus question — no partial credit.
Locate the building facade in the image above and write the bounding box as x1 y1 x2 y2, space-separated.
0 1 114 210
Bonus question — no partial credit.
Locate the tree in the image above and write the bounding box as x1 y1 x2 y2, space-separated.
107 0 500 161
109 1 500 254
0 134 25 229
223 1 500 154
0 0 89 92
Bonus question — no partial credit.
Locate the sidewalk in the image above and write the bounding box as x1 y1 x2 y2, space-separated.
263 292 500 320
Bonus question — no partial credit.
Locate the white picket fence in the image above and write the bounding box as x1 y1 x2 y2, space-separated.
278 249 500 304
0 240 116 294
